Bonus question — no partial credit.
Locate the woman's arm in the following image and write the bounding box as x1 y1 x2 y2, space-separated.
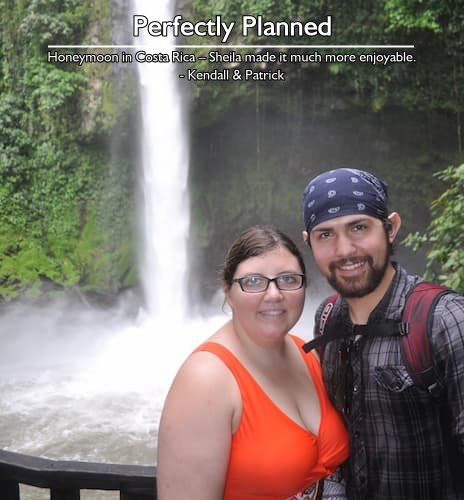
157 351 240 500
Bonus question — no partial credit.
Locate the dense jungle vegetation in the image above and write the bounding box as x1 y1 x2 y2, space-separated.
0 0 463 303
0 0 138 302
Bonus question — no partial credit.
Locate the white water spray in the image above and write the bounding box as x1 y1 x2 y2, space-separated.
134 0 190 319
0 2 222 475
0 2 312 485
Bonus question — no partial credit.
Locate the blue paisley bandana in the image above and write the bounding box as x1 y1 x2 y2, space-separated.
303 168 389 232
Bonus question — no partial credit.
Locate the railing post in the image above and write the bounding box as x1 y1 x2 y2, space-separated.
0 480 20 500
50 487 80 500
0 449 156 498
120 487 155 500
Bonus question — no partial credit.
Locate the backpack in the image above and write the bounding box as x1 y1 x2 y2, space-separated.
303 281 451 394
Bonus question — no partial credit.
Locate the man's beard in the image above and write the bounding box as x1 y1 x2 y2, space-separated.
327 251 390 298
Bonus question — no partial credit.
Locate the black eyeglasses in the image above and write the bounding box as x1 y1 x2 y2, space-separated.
232 273 305 293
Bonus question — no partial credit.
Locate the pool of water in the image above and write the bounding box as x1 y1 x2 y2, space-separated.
0 294 314 498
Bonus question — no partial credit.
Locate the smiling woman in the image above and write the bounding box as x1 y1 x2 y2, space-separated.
156 225 349 500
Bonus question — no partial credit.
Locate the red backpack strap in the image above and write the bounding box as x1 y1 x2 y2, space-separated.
401 281 451 393
318 293 339 336
303 293 339 353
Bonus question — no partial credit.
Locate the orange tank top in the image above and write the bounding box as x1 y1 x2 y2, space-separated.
194 335 349 500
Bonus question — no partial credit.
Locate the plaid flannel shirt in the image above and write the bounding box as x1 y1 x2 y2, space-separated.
314 264 464 499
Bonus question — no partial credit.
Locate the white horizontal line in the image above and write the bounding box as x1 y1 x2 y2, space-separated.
48 44 415 49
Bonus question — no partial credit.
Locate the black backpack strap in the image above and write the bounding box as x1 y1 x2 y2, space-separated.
303 294 406 353
401 281 451 394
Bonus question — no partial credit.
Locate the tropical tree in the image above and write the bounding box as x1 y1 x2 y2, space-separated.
405 164 464 293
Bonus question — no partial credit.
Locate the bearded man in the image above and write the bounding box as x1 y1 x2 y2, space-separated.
301 168 464 499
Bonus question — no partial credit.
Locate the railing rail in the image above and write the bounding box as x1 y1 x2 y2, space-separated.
0 449 156 500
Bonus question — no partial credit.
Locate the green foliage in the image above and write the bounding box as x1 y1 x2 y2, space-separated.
1 0 463 302
188 0 464 116
404 164 464 293
19 0 88 49
384 0 441 32
24 59 86 114
0 0 137 301
185 0 326 114
74 189 137 292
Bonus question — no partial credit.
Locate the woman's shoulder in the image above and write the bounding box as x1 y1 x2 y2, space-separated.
173 324 242 391
163 345 241 425
177 345 236 389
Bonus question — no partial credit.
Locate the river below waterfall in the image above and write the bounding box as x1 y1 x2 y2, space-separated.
0 296 229 498
0 294 315 499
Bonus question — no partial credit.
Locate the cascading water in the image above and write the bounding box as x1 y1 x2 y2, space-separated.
135 0 190 320
0 0 225 488
0 2 311 497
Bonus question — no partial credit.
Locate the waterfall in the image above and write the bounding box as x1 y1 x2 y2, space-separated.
0 0 228 470
134 0 190 319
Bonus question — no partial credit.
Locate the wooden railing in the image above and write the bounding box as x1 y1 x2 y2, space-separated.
0 449 156 499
